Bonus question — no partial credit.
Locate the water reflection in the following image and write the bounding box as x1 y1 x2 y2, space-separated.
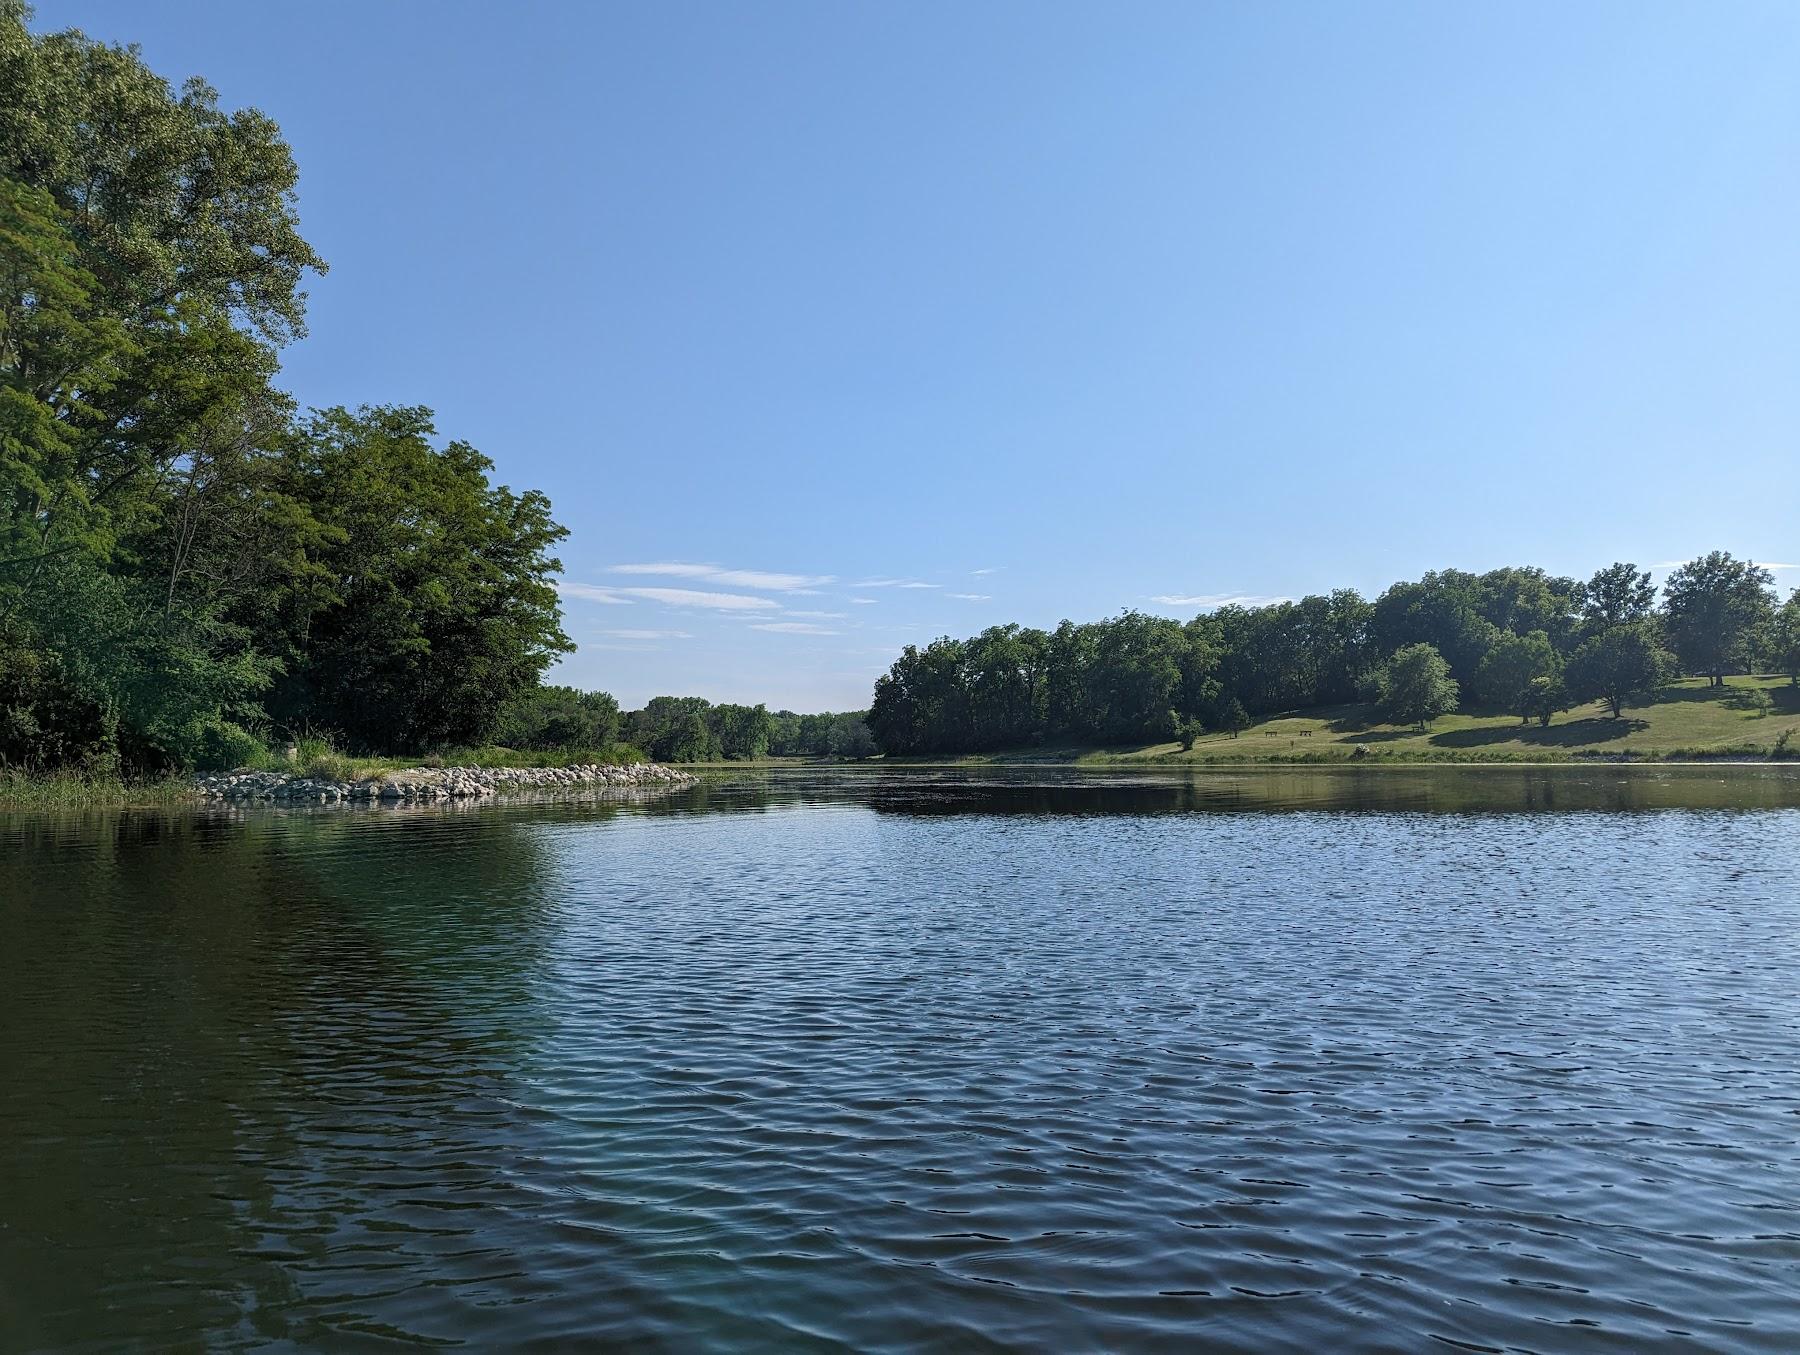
670 762 1800 817
0 810 569 1348
3 770 1798 1350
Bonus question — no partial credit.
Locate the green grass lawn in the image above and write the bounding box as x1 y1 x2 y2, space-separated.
935 675 1800 765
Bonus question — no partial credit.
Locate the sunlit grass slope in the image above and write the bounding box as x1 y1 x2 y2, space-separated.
953 676 1800 765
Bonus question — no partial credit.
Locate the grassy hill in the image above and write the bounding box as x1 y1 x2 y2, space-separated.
959 675 1800 765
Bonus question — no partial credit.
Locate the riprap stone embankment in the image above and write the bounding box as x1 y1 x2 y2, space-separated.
194 762 696 804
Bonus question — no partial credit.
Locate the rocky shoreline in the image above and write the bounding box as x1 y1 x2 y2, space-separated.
194 762 697 805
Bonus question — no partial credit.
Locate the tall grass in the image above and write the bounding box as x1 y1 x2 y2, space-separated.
257 741 656 781
0 771 194 809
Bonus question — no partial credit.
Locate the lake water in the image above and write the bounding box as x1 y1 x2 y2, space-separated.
4 767 1799 1352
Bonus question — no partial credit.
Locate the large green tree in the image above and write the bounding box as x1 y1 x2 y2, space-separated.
1564 623 1674 719
262 406 571 751
1474 630 1562 725
1769 590 1800 687
1372 643 1459 730
1475 567 1580 652
1580 562 1656 633
0 3 323 343
0 7 335 768
1371 571 1501 685
1662 552 1776 686
0 4 323 587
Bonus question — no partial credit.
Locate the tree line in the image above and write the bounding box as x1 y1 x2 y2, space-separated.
867 555 1800 755
0 9 571 772
491 686 875 763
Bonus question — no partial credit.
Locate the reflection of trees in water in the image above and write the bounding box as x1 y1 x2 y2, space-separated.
637 765 1800 817
0 808 568 1349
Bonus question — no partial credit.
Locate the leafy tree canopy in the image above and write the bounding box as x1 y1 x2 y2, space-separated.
1565 623 1675 719
1662 551 1775 686
1372 643 1459 730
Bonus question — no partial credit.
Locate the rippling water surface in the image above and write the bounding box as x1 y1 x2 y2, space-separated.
4 767 1799 1352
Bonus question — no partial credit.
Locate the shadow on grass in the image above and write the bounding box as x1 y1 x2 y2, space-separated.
1657 683 1761 706
1429 717 1647 750
1328 707 1392 735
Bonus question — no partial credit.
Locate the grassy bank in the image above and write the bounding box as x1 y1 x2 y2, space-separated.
264 742 653 783
0 772 198 810
0 743 656 810
911 676 1800 766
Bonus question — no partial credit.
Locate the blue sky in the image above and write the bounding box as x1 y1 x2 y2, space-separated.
47 1 1800 709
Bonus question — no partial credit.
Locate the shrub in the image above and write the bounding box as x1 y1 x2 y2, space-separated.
191 721 266 771
1172 713 1205 751
301 751 357 782
1730 688 1774 716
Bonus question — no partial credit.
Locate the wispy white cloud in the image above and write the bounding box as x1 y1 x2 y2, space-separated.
851 597 878 605
558 581 632 604
598 628 693 640
785 609 847 619
1151 592 1291 609
751 621 840 635
949 593 991 601
970 567 999 576
857 578 941 590
619 587 780 611
607 562 716 578
562 580 779 611
608 561 833 591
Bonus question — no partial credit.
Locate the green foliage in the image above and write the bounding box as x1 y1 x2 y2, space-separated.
1473 566 1581 652
1474 630 1562 724
300 749 357 781
707 702 774 760
1581 562 1656 633
1211 695 1251 737
1523 674 1565 728
869 611 1216 754
0 619 112 769
494 685 621 750
260 405 572 752
1565 623 1675 718
0 13 573 773
0 768 192 808
767 709 876 758
1172 712 1205 750
1370 571 1501 685
621 696 776 762
1372 644 1459 730
865 554 1778 757
0 5 325 345
1730 687 1774 717
1769 590 1800 686
23 557 277 768
1662 551 1776 686
1211 591 1368 712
